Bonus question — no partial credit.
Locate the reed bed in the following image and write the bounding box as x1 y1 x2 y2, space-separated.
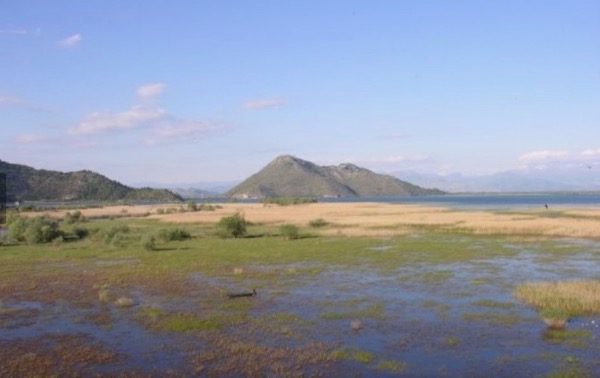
514 280 600 323
25 202 600 238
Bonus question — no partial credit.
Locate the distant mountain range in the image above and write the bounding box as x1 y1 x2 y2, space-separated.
0 159 182 202
394 169 600 193
226 155 445 198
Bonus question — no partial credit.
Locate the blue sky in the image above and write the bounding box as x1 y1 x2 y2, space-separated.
1 1 599 186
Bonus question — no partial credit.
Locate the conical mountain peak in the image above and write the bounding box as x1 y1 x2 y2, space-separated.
227 156 445 198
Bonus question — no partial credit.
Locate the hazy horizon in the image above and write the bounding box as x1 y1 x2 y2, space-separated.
2 1 599 188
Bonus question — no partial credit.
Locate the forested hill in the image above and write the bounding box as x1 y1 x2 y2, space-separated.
226 155 445 198
0 159 182 202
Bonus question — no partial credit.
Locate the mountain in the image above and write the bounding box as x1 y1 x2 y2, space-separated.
226 155 445 198
394 169 600 193
0 159 183 202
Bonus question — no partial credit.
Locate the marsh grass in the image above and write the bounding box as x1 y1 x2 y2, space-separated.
376 360 407 373
472 299 516 309
332 347 374 364
514 280 600 324
542 329 592 346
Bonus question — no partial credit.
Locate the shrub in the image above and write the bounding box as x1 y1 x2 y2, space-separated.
8 215 63 244
156 208 165 215
64 210 85 224
140 233 156 251
7 215 28 241
309 218 328 228
99 224 130 245
198 203 217 211
186 201 198 212
280 224 300 240
158 228 191 242
217 212 248 238
73 226 89 240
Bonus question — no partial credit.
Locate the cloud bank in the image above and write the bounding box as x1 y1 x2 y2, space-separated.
68 83 235 144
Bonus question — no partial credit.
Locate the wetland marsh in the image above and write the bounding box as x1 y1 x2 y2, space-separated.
1 202 599 376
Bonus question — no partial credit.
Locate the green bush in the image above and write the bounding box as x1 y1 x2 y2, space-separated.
309 218 328 228
7 214 62 244
64 210 85 224
72 226 89 240
99 224 130 244
158 228 191 242
217 212 248 238
280 224 300 240
140 233 156 251
156 208 165 215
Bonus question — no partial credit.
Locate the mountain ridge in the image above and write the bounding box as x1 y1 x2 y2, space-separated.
226 155 445 198
0 159 183 202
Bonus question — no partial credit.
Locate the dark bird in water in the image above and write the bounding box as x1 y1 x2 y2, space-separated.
227 288 257 299
544 204 548 209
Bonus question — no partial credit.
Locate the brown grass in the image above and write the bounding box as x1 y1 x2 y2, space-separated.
514 280 600 324
27 202 600 238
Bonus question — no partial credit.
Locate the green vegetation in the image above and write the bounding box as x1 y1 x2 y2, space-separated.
0 159 182 202
217 212 248 238
140 233 156 251
376 360 407 373
332 348 374 364
279 224 300 240
309 218 328 228
6 214 63 244
262 197 318 206
157 228 191 242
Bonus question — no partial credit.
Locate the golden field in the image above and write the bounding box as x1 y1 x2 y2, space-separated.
39 202 600 239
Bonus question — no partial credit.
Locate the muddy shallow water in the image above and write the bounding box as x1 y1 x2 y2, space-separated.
1 237 600 376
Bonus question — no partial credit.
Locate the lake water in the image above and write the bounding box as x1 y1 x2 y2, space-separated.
322 193 600 209
14 193 600 211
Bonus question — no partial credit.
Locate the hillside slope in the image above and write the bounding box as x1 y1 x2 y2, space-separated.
0 160 182 202
226 155 445 198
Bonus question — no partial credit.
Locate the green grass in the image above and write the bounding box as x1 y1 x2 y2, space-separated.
332 348 374 364
376 360 407 373
472 299 516 309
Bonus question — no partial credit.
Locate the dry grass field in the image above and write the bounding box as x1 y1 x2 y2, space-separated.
38 202 600 239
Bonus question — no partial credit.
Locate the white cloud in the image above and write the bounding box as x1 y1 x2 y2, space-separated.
582 149 600 157
69 85 237 144
242 98 286 110
137 83 166 100
59 33 82 48
146 120 234 145
17 134 47 144
69 105 166 135
519 150 569 162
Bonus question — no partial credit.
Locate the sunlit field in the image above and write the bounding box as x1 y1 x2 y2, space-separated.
2 202 600 376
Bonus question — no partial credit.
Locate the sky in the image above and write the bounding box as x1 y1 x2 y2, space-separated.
1 1 599 187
